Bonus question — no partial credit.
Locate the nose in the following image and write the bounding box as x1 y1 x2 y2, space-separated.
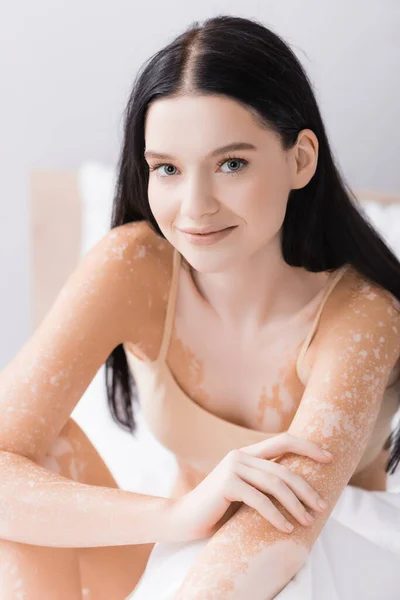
179 175 219 219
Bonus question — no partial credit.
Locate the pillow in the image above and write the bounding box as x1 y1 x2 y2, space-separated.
77 161 116 257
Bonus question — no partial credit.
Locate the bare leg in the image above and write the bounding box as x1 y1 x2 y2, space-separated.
0 540 82 600
0 418 155 600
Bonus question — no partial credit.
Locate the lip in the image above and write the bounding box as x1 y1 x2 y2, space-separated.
181 226 237 246
180 226 233 234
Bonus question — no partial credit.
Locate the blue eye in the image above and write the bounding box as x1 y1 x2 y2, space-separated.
148 156 249 177
218 157 248 175
151 164 178 177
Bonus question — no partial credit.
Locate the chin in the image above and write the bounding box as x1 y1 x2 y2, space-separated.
183 252 238 275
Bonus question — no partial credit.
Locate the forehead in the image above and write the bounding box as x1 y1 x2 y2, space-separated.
144 94 276 157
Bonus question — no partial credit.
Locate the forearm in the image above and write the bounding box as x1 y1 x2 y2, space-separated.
0 450 175 548
174 503 309 600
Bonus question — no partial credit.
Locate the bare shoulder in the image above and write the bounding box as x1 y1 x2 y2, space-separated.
103 220 172 270
60 220 167 326
98 220 164 264
101 220 174 351
314 265 400 356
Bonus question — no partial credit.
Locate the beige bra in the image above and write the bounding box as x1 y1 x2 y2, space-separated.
123 248 399 476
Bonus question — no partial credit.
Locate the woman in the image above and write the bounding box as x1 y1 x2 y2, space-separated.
0 14 399 600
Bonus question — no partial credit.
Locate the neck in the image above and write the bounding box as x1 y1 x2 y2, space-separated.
188 239 330 335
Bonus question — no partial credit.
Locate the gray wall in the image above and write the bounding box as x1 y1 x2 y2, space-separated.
0 0 399 367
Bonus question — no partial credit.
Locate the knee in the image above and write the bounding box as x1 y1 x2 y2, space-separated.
0 539 82 600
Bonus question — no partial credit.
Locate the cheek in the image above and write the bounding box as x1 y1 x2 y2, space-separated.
148 197 178 241
148 185 172 222
233 176 287 229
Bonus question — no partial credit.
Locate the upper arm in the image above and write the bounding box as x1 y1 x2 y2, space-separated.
281 275 400 533
0 220 154 463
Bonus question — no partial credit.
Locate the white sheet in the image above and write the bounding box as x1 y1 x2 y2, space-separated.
128 484 400 600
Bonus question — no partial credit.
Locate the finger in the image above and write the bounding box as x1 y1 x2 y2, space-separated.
239 454 328 514
241 433 333 461
240 434 333 463
232 477 295 533
235 463 315 527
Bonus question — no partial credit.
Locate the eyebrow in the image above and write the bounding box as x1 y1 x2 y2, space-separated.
143 142 257 160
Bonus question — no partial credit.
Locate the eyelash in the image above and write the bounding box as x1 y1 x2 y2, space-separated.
148 155 249 178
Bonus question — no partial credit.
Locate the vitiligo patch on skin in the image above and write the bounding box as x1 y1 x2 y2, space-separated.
166 262 329 440
0 222 158 463
174 275 400 599
255 344 304 431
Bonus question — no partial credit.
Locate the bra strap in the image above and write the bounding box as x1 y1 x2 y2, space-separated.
157 247 182 363
296 264 351 378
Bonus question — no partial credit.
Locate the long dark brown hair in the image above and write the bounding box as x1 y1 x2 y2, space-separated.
104 14 400 474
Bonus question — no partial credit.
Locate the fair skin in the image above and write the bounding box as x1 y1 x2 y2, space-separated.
145 93 327 337
144 94 400 598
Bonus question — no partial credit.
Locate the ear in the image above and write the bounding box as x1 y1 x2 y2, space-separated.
289 128 319 190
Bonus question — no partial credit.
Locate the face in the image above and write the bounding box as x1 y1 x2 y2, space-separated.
144 94 317 273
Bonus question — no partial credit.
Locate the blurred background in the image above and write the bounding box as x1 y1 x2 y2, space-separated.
1 1 399 494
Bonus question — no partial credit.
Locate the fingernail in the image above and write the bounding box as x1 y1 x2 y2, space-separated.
305 512 314 523
318 498 328 509
322 450 333 457
284 521 294 532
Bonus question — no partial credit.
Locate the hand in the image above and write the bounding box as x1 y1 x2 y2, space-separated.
168 433 333 541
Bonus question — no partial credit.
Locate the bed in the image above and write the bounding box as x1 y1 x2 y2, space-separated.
30 165 400 494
